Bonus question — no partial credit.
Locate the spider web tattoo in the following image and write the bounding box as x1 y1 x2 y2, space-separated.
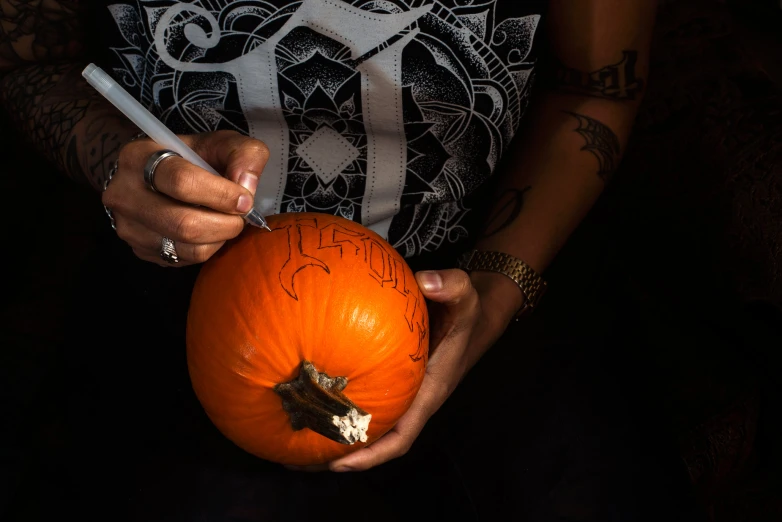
563 111 621 182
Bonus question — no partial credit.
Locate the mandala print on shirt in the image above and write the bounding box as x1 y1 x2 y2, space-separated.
106 0 540 257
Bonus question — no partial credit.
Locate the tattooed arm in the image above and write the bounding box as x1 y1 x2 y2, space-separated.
471 0 658 325
0 1 137 190
1 63 138 190
0 0 85 69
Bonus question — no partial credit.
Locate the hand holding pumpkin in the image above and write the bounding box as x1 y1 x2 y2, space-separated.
186 214 518 470
102 130 268 266
326 268 511 472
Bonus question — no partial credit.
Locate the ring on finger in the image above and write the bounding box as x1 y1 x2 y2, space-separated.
159 236 180 264
103 159 120 230
144 150 182 193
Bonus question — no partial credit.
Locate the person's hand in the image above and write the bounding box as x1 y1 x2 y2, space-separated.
102 130 269 267
324 269 517 472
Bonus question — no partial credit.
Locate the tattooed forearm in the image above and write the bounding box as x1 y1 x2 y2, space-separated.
0 0 86 69
1 63 88 174
563 111 621 182
480 186 532 238
547 51 644 101
1 62 134 190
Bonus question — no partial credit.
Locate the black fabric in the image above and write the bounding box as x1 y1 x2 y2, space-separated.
2 218 699 521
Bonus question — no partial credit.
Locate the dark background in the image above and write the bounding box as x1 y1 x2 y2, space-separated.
2 0 781 520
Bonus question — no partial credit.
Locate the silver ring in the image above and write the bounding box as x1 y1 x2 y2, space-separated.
144 150 182 193
160 237 180 264
103 133 150 231
103 160 120 230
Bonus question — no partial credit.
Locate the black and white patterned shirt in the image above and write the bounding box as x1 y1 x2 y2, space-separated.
93 0 546 257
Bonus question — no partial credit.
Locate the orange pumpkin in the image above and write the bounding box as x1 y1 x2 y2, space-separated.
186 212 429 466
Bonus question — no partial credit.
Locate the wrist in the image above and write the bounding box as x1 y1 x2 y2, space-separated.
73 106 141 192
469 270 524 329
460 248 547 324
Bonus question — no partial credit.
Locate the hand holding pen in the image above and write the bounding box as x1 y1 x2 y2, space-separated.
83 64 271 267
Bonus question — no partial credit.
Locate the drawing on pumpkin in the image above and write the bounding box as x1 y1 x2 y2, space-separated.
407 292 428 363
316 222 364 258
272 216 428 362
272 218 330 301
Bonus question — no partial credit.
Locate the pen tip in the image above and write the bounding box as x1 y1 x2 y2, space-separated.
243 207 271 231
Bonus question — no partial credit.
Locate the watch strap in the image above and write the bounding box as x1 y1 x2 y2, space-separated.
458 249 547 319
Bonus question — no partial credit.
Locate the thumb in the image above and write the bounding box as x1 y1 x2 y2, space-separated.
415 269 474 306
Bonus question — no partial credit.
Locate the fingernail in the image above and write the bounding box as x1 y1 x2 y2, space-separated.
417 271 442 292
333 466 354 473
237 194 253 213
238 172 258 193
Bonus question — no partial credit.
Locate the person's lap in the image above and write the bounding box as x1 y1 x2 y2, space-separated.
8 232 695 521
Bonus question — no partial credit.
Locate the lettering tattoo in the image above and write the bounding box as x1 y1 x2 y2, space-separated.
1 63 131 190
480 186 532 238
549 50 645 101
0 0 86 68
564 111 621 182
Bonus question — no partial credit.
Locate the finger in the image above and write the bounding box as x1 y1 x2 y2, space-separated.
148 154 256 215
415 269 476 305
120 138 255 214
152 204 244 246
116 218 225 265
284 464 329 473
131 247 190 268
106 188 245 245
329 376 446 472
330 273 481 472
185 130 269 189
415 269 479 350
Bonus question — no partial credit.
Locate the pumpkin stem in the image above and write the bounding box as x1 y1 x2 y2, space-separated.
274 361 371 445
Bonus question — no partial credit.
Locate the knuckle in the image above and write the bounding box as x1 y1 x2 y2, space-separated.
394 444 411 459
227 138 269 165
454 271 473 296
117 142 141 172
184 133 206 153
116 141 133 164
246 141 270 161
213 129 240 141
100 189 113 208
173 212 202 243
191 244 216 264
201 130 237 152
227 217 245 239
113 161 132 188
113 219 131 242
101 188 123 212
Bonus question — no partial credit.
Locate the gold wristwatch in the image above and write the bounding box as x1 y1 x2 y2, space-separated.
458 250 547 320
